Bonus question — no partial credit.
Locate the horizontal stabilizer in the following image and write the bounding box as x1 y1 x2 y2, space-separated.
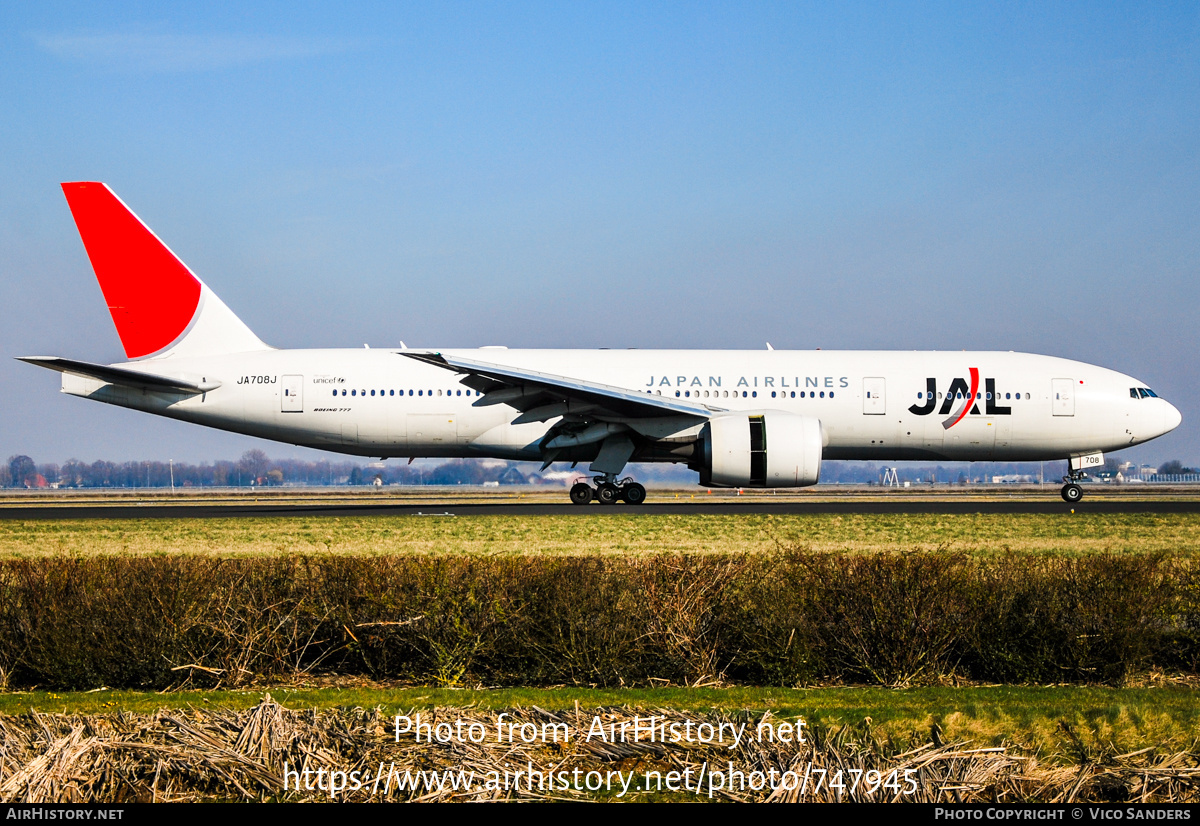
16 356 221 394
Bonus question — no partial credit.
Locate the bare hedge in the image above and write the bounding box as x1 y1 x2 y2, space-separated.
0 550 1193 689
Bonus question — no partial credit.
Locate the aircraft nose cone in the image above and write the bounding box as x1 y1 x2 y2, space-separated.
1163 401 1183 435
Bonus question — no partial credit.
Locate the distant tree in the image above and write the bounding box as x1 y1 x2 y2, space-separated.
7 456 35 488
212 460 234 486
1158 460 1196 475
238 450 271 484
60 459 84 488
86 460 117 487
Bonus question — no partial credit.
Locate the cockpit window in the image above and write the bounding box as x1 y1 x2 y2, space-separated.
1132 387 1159 399
1131 388 1139 399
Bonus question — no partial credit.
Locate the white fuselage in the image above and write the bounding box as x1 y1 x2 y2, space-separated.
60 348 1181 468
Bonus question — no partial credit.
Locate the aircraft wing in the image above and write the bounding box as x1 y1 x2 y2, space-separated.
401 351 724 421
16 356 221 395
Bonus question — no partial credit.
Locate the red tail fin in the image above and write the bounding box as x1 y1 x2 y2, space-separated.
61 182 202 359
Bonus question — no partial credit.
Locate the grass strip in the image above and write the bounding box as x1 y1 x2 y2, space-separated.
1 512 1197 557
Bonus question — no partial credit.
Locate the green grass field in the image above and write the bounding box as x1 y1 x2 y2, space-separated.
1 512 1197 557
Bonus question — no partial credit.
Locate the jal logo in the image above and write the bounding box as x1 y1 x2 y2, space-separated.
908 368 1011 429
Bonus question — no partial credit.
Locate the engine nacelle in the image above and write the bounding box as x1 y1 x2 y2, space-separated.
695 412 822 488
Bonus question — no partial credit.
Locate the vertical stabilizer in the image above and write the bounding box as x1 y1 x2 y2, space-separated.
61 182 270 360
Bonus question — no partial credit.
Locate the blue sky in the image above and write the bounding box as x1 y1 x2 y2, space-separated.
1 2 1197 465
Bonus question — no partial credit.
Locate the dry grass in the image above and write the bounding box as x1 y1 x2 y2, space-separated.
0 513 1197 558
0 696 1196 802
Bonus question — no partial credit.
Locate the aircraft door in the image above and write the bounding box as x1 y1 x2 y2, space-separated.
1052 378 1075 416
281 375 303 412
863 378 886 415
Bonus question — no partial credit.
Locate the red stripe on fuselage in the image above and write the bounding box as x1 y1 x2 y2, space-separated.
944 367 980 430
61 182 201 359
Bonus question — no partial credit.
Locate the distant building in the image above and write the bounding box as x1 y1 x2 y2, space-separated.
497 467 528 485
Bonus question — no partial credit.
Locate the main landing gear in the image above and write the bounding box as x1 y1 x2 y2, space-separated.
570 476 647 506
1060 471 1087 503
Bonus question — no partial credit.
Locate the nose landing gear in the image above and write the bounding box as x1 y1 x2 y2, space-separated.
569 476 647 505
1060 471 1087 503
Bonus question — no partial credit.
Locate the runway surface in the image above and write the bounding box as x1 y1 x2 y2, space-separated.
2 494 1198 519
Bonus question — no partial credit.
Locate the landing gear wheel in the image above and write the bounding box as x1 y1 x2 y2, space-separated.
1061 483 1083 503
596 484 620 505
570 482 594 505
621 482 647 505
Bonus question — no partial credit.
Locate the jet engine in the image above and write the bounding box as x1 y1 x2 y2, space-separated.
693 412 822 488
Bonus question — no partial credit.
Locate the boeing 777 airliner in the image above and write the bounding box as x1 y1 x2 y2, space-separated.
20 183 1182 504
